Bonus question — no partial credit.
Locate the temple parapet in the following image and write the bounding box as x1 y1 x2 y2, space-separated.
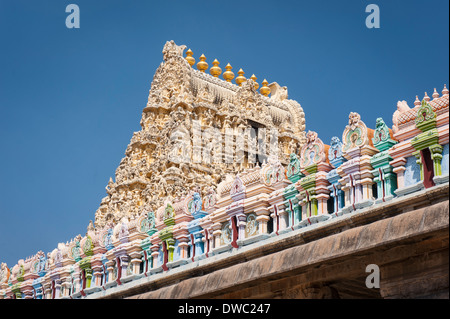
337 112 378 213
1 41 448 299
296 131 333 225
326 136 347 217
389 86 449 197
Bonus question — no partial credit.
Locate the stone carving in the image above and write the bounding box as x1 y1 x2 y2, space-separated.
269 82 288 102
261 155 285 186
342 112 369 152
286 153 302 182
392 100 411 133
189 192 203 215
87 40 306 230
300 131 327 169
221 222 232 245
230 175 245 197
0 263 10 284
373 118 390 145
328 136 344 165
415 99 436 128
245 213 258 237
163 203 175 221
31 251 48 275
348 112 361 130
203 187 217 210
71 236 82 262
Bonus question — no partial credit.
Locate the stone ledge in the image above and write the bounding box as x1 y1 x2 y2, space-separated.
93 183 448 299
130 199 448 299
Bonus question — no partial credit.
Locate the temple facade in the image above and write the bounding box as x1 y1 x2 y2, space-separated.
0 41 448 299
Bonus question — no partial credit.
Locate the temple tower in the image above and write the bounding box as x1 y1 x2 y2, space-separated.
94 40 307 228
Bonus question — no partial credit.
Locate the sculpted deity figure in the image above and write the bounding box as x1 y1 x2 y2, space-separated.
118 218 129 242
147 211 156 229
105 177 115 195
373 117 390 145
269 82 288 102
203 186 217 210
54 248 63 267
162 40 186 62
348 112 361 131
288 139 297 154
104 228 114 250
392 100 411 133
72 240 81 262
94 40 307 228
306 131 318 144
37 252 47 273
172 106 186 123
164 203 175 220
0 263 10 284
190 192 203 215
328 136 343 162
17 264 25 280
140 209 156 235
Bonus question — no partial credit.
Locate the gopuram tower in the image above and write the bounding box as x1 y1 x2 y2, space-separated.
94 40 307 228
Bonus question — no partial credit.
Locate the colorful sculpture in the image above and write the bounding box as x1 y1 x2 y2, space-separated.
297 131 333 222
370 118 398 202
326 136 346 216
0 40 448 300
338 112 378 213
389 87 449 196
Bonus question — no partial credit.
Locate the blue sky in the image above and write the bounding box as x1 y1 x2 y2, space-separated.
0 0 448 267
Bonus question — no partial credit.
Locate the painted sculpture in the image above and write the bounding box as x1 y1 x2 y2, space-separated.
0 41 448 299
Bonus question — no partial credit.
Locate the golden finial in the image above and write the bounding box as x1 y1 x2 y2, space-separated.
250 74 259 90
210 59 222 77
185 49 195 67
223 63 235 82
235 68 246 86
197 54 208 72
260 79 271 96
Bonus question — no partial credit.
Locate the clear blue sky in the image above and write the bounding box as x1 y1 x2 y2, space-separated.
0 0 448 267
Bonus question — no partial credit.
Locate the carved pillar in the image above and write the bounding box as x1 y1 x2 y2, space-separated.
150 243 160 269
32 279 44 299
236 213 247 240
277 206 288 231
430 144 443 177
283 185 301 228
212 223 222 249
129 251 143 275
254 208 271 234
270 204 280 235
79 257 92 289
61 279 71 297
202 228 214 256
11 283 22 299
21 283 34 299
91 264 103 287
42 279 51 299
105 260 115 282
118 255 129 281
177 237 190 260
